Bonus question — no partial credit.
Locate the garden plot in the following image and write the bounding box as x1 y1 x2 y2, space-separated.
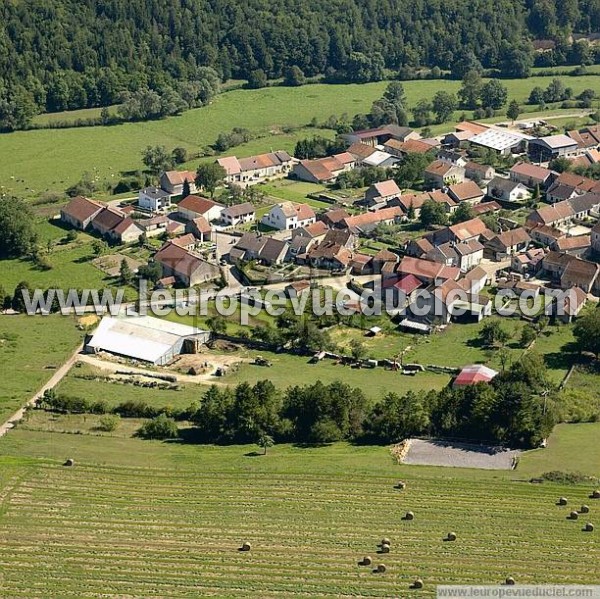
403 439 522 470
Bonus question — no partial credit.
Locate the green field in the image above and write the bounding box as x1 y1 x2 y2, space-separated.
0 424 598 598
0 315 83 422
3 75 600 199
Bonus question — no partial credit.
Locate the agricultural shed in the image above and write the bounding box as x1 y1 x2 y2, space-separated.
453 364 498 387
86 315 210 365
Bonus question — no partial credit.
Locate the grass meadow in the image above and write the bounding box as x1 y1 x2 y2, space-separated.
3 74 600 199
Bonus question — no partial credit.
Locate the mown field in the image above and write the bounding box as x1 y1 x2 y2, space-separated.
0 315 83 422
3 75 600 199
0 427 599 598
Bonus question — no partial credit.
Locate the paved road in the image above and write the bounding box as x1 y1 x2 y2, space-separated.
0 342 84 438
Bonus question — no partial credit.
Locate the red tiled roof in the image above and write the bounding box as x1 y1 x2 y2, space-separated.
61 196 105 222
178 195 223 215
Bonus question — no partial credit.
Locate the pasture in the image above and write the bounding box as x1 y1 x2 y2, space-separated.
0 430 598 597
3 74 600 199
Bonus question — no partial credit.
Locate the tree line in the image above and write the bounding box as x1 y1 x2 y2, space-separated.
3 0 600 130
38 351 586 449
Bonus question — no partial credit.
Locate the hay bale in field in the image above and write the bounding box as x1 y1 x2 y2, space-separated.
359 556 372 566
446 532 457 542
411 578 424 589
379 543 390 554
591 490 600 499
557 497 568 506
376 564 386 573
63 458 74 467
580 505 590 514
505 577 516 586
568 511 579 520
403 511 415 520
395 481 406 490
583 522 594 532
380 537 391 546
239 542 252 552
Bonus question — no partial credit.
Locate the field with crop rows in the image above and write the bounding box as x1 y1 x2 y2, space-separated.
0 433 598 598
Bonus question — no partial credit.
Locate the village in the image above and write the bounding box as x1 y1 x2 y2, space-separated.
59 118 600 342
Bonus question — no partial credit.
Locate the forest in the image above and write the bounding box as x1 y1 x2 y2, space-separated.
2 0 600 130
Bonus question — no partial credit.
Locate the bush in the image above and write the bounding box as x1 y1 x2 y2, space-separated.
97 414 120 432
541 471 591 485
137 414 179 440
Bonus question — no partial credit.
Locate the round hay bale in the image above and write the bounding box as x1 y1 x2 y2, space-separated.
396 481 406 490
412 578 424 589
380 543 390 554
569 511 579 520
558 497 568 506
63 458 74 467
580 505 590 514
505 577 516 586
591 490 600 499
240 542 252 552
381 537 391 546
377 564 386 573
404 511 415 520
446 532 457 542
361 556 372 566
584 522 594 532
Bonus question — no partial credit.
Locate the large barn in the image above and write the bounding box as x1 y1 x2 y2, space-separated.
86 316 210 365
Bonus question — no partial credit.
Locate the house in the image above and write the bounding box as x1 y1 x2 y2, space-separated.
347 142 377 162
136 215 169 238
556 286 588 323
437 149 468 167
567 125 600 150
453 365 498 387
261 202 316 230
426 239 484 272
160 171 197 196
546 182 581 204
372 248 399 274
485 228 531 261
592 221 600 253
455 121 489 135
361 150 398 168
383 138 433 157
526 193 600 228
553 234 591 256
382 273 424 308
177 195 225 222
257 237 289 265
511 247 546 275
292 154 350 184
365 180 401 204
154 241 220 287
217 151 293 185
321 228 356 249
138 187 171 212
108 218 143 244
186 216 212 242
91 207 142 243
285 280 311 299
320 208 350 228
542 251 575 281
406 236 435 258
465 161 495 183
342 124 420 147
458 265 488 295
340 206 402 235
528 135 579 162
486 177 530 202
305 241 353 271
447 181 484 206
444 131 476 148
229 232 267 263
509 162 555 189
469 129 531 155
472 201 501 216
448 218 490 244
171 233 198 252
431 279 492 323
397 192 431 218
568 149 600 170
424 160 465 188
292 221 329 243
529 224 565 247
560 258 599 293
60 196 105 230
397 256 460 286
350 253 374 275
221 202 256 227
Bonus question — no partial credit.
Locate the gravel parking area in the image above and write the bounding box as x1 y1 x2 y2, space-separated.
402 438 522 470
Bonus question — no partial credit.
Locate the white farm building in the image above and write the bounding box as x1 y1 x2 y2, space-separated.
86 316 210 365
